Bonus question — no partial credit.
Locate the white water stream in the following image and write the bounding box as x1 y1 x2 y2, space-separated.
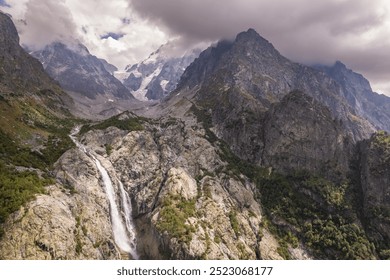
70 127 138 259
118 181 139 259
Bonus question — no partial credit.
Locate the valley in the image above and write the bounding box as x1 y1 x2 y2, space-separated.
0 11 389 260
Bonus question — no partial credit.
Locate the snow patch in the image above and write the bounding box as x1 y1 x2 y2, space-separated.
131 66 163 101
160 80 169 91
114 71 131 82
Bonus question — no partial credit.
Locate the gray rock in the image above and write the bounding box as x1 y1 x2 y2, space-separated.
0 148 121 260
32 42 134 100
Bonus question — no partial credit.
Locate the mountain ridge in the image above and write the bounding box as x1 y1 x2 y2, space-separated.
121 41 201 101
32 41 134 100
0 17 389 260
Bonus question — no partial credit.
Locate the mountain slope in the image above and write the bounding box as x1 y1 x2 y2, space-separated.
150 28 389 258
0 12 77 234
176 29 375 140
121 42 201 100
359 131 390 257
32 42 133 100
315 61 390 132
154 29 374 182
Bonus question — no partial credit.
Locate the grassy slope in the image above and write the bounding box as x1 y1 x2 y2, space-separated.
0 93 77 236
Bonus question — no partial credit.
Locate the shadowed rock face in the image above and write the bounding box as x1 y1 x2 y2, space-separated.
262 91 353 180
32 42 134 100
167 29 374 181
316 62 390 133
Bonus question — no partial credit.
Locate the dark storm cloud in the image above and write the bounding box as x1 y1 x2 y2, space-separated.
130 0 390 94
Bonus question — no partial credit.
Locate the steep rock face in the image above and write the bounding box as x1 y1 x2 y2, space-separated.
121 42 201 100
78 114 305 259
0 148 121 260
360 131 390 251
165 28 376 179
316 62 390 133
262 91 353 180
32 42 133 100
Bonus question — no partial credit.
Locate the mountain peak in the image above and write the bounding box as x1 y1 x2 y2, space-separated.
235 28 276 51
236 28 266 41
334 60 347 68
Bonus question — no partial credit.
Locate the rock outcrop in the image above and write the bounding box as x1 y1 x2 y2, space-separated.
262 90 353 180
0 148 121 260
78 114 293 259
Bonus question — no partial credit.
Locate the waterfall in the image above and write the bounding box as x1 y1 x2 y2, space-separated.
118 181 139 260
70 127 138 259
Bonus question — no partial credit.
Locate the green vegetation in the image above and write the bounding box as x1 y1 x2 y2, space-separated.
157 195 197 244
304 219 374 259
190 105 218 143
79 114 145 134
229 210 241 237
105 144 113 156
255 171 375 259
0 162 49 228
0 125 75 237
0 93 78 238
374 130 390 146
191 103 379 259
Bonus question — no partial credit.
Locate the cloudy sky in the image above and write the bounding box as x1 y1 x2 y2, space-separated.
1 0 390 95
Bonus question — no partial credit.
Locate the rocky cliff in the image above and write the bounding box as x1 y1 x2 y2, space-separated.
262 91 353 180
1 112 304 259
0 148 121 259
316 62 390 133
77 113 295 259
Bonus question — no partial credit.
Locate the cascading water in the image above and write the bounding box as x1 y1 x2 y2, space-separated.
70 127 139 259
118 181 139 260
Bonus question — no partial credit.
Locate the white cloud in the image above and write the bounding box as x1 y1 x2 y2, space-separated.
3 0 78 49
3 0 168 69
2 0 390 95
